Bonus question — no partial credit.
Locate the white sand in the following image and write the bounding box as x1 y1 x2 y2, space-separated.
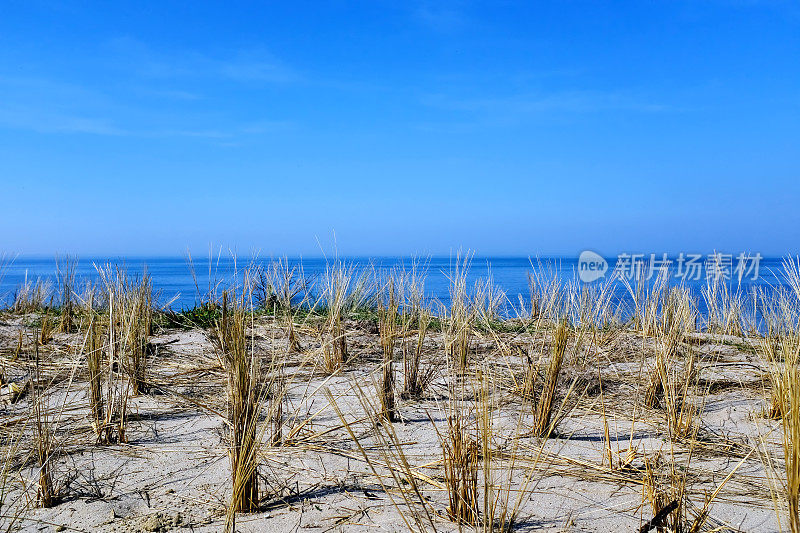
0 314 784 532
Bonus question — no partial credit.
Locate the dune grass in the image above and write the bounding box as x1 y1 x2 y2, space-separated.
2 253 799 532
213 287 263 520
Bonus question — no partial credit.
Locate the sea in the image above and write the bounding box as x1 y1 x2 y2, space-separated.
0 255 793 320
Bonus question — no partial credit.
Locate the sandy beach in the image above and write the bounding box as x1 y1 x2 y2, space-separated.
0 287 787 532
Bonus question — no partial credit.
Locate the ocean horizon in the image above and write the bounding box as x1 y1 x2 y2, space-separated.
0 254 791 315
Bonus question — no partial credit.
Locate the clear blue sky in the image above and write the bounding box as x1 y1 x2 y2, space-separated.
1 1 798 257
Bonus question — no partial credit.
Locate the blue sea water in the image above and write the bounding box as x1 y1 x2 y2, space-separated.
0 255 792 318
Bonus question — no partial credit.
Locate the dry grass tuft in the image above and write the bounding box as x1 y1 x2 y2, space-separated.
780 344 800 533
98 266 153 396
212 283 266 527
402 302 436 399
122 273 153 395
31 338 56 508
378 276 398 422
761 259 800 531
532 318 570 437
445 253 474 372
38 312 53 346
644 286 695 412
320 260 357 372
441 403 480 524
703 262 744 336
527 258 569 320
56 255 77 334
12 276 51 314
266 257 306 352
85 299 109 444
97 264 149 443
399 260 438 399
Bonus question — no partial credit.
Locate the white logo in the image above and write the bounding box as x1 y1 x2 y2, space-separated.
578 250 608 283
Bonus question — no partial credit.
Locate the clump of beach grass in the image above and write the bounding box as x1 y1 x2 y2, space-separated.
441 400 479 524
38 311 54 346
640 436 746 533
380 258 440 400
265 257 306 352
779 340 800 533
621 266 671 336
212 282 268 527
31 338 56 508
123 273 153 395
703 257 745 336
445 253 475 372
12 276 51 314
531 318 570 437
760 257 800 531
436 366 541 530
320 260 355 372
86 316 108 443
378 275 398 422
81 288 110 444
55 255 77 334
527 258 569 321
96 265 138 442
99 267 153 396
763 258 800 419
644 285 695 412
401 296 437 399
473 273 506 329
569 275 619 332
641 453 686 533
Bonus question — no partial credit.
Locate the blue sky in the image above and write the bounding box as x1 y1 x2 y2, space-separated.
1 1 798 257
